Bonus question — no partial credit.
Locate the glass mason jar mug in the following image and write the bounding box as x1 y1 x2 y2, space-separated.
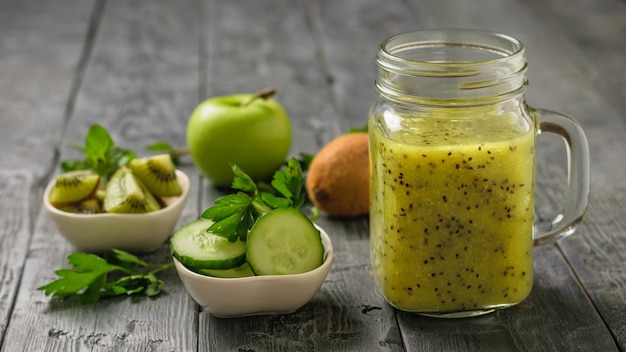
369 29 590 318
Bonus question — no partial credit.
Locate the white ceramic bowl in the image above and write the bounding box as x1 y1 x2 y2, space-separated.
173 226 333 318
43 170 190 253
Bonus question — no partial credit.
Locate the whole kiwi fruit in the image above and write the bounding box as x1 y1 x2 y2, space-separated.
306 132 369 217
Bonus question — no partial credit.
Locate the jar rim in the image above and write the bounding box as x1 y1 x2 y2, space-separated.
377 29 525 74
375 29 528 104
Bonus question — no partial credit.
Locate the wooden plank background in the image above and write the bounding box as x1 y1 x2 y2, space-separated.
0 0 624 351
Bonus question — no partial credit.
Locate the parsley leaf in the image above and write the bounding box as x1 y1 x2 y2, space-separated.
230 164 258 193
146 141 174 153
201 157 316 242
38 249 173 304
61 124 136 181
270 157 306 208
296 152 314 171
202 192 254 242
349 124 368 133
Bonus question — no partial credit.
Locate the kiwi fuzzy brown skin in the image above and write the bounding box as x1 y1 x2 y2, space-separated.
306 132 370 217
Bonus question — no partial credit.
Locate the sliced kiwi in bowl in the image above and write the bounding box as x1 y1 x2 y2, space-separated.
104 166 162 213
47 154 184 215
48 172 101 206
56 198 103 214
129 154 182 197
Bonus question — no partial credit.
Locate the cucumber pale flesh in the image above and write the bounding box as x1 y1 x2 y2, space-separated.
171 218 246 270
246 208 324 275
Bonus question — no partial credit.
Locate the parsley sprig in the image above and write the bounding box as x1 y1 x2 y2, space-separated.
202 157 317 242
61 124 136 181
37 249 174 304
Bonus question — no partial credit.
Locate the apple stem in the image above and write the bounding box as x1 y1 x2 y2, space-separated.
241 87 277 107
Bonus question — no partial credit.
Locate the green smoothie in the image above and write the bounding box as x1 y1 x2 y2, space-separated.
370 113 535 314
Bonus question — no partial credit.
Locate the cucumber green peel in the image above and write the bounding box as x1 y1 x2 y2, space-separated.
171 218 247 270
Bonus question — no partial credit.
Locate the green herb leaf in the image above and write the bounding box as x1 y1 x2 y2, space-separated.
104 249 149 271
349 124 368 133
85 124 114 161
37 253 121 301
104 275 152 296
146 141 174 153
38 249 173 304
60 159 87 172
145 141 187 165
201 157 312 242
144 273 165 297
202 192 254 242
61 124 136 181
271 157 306 209
260 192 291 209
297 152 315 171
68 252 117 272
230 164 258 193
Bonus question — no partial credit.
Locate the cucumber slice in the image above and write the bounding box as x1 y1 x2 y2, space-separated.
246 208 324 275
198 262 255 278
171 218 246 270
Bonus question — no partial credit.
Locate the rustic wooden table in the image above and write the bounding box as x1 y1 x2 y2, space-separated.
1 0 625 351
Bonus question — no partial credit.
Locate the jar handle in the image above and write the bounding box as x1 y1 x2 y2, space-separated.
533 109 590 246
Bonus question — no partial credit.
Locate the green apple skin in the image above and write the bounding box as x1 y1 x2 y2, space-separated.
187 94 292 187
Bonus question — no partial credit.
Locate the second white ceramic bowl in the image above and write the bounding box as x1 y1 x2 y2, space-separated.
174 226 333 318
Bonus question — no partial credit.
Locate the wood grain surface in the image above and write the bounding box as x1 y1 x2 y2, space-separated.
0 0 624 351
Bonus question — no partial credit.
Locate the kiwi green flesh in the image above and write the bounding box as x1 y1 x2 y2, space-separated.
129 154 182 197
49 174 101 205
56 198 102 214
104 167 161 213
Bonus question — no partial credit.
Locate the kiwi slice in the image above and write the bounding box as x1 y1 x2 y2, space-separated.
49 173 101 206
104 167 161 213
128 154 182 197
95 189 106 203
57 198 103 214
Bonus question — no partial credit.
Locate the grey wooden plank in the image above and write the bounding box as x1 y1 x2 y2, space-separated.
202 239 403 352
0 0 622 351
0 0 97 347
0 0 95 177
523 0 626 111
509 1 626 346
0 171 34 344
4 178 200 351
2 0 203 350
202 0 343 159
196 0 401 350
304 0 416 131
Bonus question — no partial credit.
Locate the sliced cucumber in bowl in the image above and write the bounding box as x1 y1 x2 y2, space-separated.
171 208 325 277
246 208 324 276
170 218 246 270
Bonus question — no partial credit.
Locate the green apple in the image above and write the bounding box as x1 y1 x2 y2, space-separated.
187 89 292 187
